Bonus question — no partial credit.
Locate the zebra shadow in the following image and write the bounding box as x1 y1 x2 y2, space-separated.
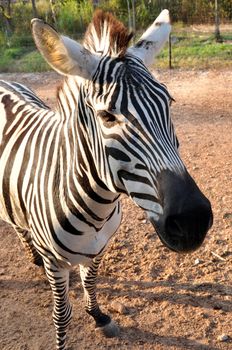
66 333 219 350
96 277 232 312
0 271 230 350
118 328 220 350
1 270 231 314
92 278 230 350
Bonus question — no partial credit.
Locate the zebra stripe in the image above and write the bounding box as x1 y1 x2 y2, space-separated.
0 10 191 350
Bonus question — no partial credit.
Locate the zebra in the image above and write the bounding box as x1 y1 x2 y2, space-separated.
0 9 213 350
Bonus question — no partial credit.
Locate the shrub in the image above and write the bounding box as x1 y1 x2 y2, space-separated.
57 0 93 34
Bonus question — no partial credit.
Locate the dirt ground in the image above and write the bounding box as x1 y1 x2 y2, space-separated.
0 69 231 350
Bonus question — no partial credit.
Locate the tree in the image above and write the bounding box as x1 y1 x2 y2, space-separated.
50 0 57 24
0 0 13 36
31 0 38 18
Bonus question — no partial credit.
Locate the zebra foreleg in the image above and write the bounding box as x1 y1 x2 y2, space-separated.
79 254 120 338
14 228 43 266
43 261 72 350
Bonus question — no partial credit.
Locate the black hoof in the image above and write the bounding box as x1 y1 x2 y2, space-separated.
32 255 44 267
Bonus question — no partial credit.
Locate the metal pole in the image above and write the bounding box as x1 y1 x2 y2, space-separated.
169 34 172 69
215 0 222 42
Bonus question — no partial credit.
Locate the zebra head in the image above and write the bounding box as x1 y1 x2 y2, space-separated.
32 10 213 253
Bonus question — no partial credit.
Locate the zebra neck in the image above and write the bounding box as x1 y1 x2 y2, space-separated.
56 77 120 226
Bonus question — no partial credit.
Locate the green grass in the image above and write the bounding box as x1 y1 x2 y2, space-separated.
13 51 50 72
155 31 232 69
0 28 231 72
0 46 50 73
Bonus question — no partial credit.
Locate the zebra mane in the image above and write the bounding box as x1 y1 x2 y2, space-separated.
83 10 133 58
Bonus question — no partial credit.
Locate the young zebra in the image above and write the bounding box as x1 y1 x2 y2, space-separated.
0 10 213 350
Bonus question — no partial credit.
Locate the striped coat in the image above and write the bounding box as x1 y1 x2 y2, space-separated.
0 10 212 350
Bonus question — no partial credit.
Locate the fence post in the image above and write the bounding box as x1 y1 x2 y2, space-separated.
215 0 222 42
169 34 172 69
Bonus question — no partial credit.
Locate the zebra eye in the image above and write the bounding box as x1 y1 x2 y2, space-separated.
98 110 117 125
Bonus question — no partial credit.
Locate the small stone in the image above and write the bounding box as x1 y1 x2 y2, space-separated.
146 233 155 240
194 258 201 265
42 300 50 308
213 304 222 310
141 219 147 224
133 266 141 274
223 212 232 219
217 334 229 342
110 301 128 315
69 290 78 299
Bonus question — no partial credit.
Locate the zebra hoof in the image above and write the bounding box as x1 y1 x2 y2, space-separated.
27 252 44 267
32 256 44 267
95 320 120 338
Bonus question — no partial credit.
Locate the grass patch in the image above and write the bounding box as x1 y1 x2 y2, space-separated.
155 30 232 70
13 51 50 73
0 46 50 73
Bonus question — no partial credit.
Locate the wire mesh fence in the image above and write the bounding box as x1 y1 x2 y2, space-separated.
0 0 231 72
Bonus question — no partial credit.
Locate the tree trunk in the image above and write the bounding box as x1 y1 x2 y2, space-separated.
0 1 13 36
131 0 136 33
31 0 38 18
50 0 57 25
126 0 132 31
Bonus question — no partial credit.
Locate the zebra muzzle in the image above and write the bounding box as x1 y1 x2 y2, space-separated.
151 169 213 253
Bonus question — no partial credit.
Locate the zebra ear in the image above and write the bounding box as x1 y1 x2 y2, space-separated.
31 19 99 79
127 9 171 67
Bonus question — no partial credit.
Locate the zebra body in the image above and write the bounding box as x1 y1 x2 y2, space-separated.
0 9 212 350
0 79 121 266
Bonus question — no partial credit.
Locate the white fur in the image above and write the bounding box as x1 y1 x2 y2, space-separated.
128 9 171 67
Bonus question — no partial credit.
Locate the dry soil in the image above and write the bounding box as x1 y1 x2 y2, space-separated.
0 69 231 350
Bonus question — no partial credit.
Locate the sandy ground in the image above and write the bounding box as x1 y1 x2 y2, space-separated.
0 69 231 350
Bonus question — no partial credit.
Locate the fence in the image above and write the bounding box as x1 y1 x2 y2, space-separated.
0 0 231 72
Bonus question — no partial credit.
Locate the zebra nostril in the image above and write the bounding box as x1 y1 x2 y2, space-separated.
165 216 184 238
